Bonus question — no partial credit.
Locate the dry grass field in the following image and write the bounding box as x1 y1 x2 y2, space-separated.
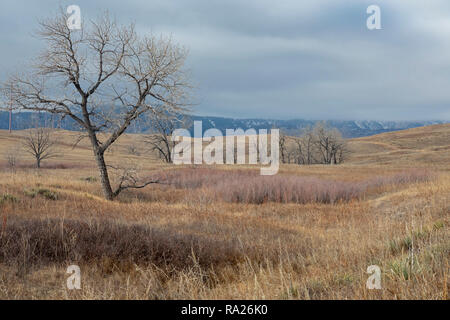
0 125 448 299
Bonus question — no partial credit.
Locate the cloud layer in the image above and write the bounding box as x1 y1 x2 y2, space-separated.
0 0 449 120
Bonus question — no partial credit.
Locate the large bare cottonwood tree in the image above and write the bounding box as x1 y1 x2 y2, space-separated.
2 11 190 200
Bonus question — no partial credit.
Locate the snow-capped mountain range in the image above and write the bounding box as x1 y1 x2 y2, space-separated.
190 116 447 138
0 111 447 138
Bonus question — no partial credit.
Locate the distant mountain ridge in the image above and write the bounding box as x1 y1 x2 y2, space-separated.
0 111 447 138
189 116 447 138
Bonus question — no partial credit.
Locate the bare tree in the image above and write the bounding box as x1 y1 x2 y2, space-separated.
126 142 141 156
4 147 20 172
22 127 58 168
291 126 316 165
5 152 17 170
285 143 297 164
144 111 190 163
331 136 350 164
313 122 348 165
278 130 288 164
2 10 190 200
292 138 305 164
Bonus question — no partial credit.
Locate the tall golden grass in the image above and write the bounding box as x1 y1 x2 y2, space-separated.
0 126 448 299
0 165 447 299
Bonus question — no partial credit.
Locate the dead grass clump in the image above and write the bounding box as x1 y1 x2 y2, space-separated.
24 188 59 200
0 194 19 205
81 176 97 183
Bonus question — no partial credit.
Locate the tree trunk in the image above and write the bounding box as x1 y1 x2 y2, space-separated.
36 158 41 169
86 126 115 201
94 150 114 200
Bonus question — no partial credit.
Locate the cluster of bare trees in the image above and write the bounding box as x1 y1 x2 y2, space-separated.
280 123 349 165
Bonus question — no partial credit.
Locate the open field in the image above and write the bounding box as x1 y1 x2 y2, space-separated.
0 125 448 299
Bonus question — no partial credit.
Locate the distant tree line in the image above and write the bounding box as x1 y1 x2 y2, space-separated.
279 122 349 165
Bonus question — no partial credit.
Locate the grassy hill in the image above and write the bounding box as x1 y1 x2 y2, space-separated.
0 129 161 171
2 123 449 170
0 124 448 299
347 124 450 168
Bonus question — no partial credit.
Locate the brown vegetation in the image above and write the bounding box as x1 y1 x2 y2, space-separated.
149 168 432 204
0 125 448 299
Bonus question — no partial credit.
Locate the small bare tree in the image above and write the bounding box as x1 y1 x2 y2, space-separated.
4 147 20 172
22 127 58 168
126 143 141 156
2 10 191 200
144 111 190 163
5 153 17 169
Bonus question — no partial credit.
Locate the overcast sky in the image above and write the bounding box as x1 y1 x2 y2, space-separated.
1 0 449 121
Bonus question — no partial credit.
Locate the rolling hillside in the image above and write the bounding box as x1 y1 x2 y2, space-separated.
0 123 448 300
347 124 450 168
1 123 449 170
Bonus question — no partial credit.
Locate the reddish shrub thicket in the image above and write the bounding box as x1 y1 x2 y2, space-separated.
150 168 258 189
217 170 432 204
212 176 363 204
150 168 432 204
0 216 245 273
363 170 433 189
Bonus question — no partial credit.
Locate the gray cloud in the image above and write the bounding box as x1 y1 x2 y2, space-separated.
0 0 449 120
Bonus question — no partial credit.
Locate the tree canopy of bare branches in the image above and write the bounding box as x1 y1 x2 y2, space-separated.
144 111 191 163
313 122 348 164
279 123 349 165
22 127 58 168
4 147 21 172
2 9 191 200
278 131 288 164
